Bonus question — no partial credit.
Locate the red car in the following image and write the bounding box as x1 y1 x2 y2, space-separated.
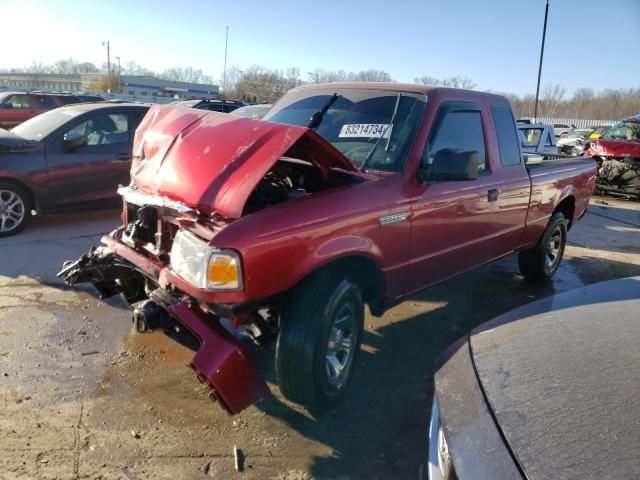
60 83 596 414
0 92 88 129
584 114 640 199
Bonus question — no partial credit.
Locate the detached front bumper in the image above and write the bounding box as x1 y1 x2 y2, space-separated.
58 233 270 415
147 289 269 414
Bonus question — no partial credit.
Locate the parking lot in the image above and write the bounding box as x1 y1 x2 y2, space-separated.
0 195 637 480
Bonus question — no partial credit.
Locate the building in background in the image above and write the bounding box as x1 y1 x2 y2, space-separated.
0 73 219 100
0 72 82 92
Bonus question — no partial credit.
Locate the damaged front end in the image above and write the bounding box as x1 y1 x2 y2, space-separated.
58 104 363 414
58 239 269 415
587 119 640 200
587 140 640 200
596 157 640 199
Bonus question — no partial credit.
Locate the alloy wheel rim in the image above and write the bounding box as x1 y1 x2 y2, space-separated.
0 190 25 233
545 225 563 270
325 303 356 389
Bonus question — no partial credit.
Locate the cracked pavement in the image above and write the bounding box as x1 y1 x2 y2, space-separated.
0 197 639 479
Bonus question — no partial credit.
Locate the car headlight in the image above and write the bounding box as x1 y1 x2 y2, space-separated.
170 230 242 291
428 396 457 480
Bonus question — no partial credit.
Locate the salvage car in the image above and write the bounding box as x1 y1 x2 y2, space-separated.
584 114 640 199
0 102 149 236
556 129 591 156
588 124 610 139
231 103 272 119
517 123 558 155
552 122 577 138
174 99 245 113
0 91 86 129
59 83 596 415
428 276 640 480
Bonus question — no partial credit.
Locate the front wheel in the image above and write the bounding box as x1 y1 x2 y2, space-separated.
518 212 568 281
276 271 364 407
0 182 31 237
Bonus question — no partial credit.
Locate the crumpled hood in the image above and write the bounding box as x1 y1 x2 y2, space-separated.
586 138 640 158
130 104 360 218
0 129 35 153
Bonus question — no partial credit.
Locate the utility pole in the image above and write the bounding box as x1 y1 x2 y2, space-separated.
115 56 121 93
223 26 229 96
533 0 549 122
102 41 111 93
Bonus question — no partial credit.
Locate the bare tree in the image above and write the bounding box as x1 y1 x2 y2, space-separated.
122 61 155 76
540 84 566 117
414 76 476 89
160 66 210 84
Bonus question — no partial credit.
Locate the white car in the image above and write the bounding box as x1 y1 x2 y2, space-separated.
553 123 577 138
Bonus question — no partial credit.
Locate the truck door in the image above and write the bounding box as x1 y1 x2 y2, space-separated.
407 102 505 294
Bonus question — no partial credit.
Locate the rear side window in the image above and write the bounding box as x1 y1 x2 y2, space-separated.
429 110 487 173
491 105 521 166
35 95 57 109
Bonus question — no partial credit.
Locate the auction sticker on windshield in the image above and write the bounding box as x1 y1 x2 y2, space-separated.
339 124 390 138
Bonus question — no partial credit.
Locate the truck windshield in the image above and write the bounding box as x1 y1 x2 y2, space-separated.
263 89 426 172
602 121 640 141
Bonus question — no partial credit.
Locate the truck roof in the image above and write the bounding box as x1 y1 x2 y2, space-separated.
293 82 508 103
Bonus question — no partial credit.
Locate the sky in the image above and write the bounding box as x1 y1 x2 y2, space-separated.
0 0 638 96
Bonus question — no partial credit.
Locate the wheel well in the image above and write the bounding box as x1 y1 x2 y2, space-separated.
305 256 385 315
0 177 37 212
553 195 575 229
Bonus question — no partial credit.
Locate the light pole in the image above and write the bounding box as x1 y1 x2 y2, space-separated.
533 0 549 122
223 26 229 95
115 56 121 93
102 41 111 93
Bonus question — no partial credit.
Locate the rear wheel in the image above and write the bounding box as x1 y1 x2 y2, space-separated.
518 212 568 281
276 270 364 407
0 182 30 237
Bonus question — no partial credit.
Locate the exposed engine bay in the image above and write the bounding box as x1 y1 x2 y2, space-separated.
243 157 362 214
595 157 640 200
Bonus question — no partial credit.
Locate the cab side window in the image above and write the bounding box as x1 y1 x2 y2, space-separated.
427 110 487 174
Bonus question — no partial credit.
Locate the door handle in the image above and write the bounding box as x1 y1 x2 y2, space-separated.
114 153 132 162
488 188 499 202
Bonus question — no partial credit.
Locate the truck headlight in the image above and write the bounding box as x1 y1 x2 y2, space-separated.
170 230 242 291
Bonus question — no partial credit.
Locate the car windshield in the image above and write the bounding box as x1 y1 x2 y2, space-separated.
263 88 426 172
602 121 640 141
11 107 83 141
232 104 272 119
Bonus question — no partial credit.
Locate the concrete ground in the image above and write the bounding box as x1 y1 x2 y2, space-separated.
1 196 639 480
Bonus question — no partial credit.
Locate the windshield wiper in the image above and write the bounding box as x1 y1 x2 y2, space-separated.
307 93 339 129
360 93 402 169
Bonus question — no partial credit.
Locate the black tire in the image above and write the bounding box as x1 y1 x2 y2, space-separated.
518 212 568 281
276 270 364 407
0 181 31 237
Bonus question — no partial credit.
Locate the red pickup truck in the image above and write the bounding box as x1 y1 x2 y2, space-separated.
60 83 596 414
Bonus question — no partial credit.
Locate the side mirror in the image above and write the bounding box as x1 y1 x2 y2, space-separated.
419 148 479 183
63 136 87 152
